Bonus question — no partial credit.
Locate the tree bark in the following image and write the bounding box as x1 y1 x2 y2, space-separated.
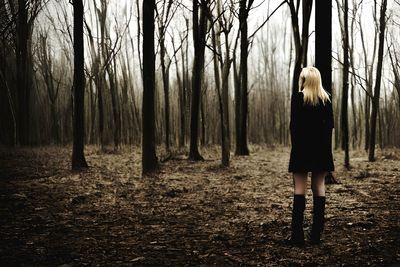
210 7 231 166
109 57 122 149
340 0 350 169
315 0 332 96
316 0 339 183
160 34 171 151
220 37 231 166
142 0 158 174
301 0 312 67
189 0 207 160
287 0 313 112
158 0 174 151
233 53 241 154
359 9 377 151
16 0 31 145
369 0 387 161
236 0 253 155
71 0 88 170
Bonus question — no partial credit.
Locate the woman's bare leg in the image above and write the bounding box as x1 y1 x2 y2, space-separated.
311 171 327 196
293 172 308 195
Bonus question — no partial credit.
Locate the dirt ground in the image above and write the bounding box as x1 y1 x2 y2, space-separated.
0 145 399 266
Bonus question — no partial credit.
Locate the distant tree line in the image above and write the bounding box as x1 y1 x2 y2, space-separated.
0 0 399 172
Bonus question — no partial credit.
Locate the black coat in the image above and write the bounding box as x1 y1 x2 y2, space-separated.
288 91 335 172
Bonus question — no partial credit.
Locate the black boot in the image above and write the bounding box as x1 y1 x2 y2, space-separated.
285 194 305 246
310 196 326 244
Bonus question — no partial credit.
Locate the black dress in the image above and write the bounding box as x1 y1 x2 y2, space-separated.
288 91 335 172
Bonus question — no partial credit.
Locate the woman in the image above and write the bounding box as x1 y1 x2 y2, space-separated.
287 66 334 246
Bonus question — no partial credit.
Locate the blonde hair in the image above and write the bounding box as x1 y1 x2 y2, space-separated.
298 66 331 106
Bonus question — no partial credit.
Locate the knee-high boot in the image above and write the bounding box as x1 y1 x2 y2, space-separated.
310 196 326 244
286 194 305 246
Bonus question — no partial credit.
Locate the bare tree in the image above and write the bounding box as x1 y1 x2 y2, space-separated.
369 0 388 161
389 50 400 112
287 0 313 95
71 0 88 170
336 0 350 169
315 0 332 104
171 27 189 148
359 3 378 151
316 0 339 183
157 0 177 152
189 0 209 160
209 0 236 166
5 0 44 145
36 31 62 143
235 0 254 156
142 0 158 174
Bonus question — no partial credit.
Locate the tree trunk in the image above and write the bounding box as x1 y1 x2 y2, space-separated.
189 0 207 160
349 3 358 148
233 53 241 154
200 90 206 146
316 0 339 183
16 0 31 145
97 77 105 148
301 0 313 66
71 0 88 170
236 0 252 156
221 39 231 166
389 51 400 116
350 75 357 148
340 0 350 169
88 78 96 144
106 56 121 150
173 38 185 148
288 0 313 96
211 15 231 167
369 0 387 161
142 0 158 174
159 27 171 151
177 70 185 148
95 1 109 149
359 9 377 151
85 22 105 147
316 0 332 94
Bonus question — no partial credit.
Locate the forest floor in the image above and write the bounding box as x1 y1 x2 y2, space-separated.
0 145 399 267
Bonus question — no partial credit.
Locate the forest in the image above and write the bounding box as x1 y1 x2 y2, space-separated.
0 0 399 266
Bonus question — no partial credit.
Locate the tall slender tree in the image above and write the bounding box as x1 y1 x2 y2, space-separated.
369 0 387 161
315 0 332 91
16 0 30 145
157 0 174 152
189 0 208 160
210 0 235 166
142 0 158 174
315 0 339 183
14 0 43 145
287 0 313 95
359 6 378 151
71 0 88 170
236 0 254 156
336 0 350 169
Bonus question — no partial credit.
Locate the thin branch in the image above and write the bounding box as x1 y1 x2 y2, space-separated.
332 54 373 99
248 0 286 40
